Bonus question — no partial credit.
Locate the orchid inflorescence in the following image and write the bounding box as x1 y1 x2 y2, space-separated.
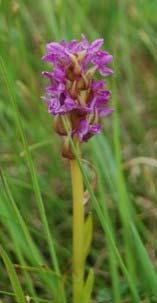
42 35 113 158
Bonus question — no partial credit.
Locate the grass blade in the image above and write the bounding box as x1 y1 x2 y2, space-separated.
0 245 26 303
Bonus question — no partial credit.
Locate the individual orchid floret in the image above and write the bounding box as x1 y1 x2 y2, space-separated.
42 35 113 158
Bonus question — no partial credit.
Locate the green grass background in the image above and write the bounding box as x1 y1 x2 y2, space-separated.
0 0 157 302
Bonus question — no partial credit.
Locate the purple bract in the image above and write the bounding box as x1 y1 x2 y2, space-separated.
42 35 113 158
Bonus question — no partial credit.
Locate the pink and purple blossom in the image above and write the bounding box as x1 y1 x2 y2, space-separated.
42 35 113 157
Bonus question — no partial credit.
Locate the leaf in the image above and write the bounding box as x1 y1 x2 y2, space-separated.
83 268 94 303
0 245 26 303
130 224 157 296
83 213 93 261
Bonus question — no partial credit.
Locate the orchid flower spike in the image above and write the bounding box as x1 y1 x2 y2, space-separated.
42 35 113 158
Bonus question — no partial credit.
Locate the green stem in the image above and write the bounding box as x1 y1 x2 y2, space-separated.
70 158 85 303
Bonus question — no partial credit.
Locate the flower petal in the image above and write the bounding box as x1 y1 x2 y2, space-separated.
99 66 113 76
64 97 77 111
99 108 114 117
88 39 104 53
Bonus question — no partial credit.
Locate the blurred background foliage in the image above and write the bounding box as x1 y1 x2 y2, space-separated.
0 0 157 302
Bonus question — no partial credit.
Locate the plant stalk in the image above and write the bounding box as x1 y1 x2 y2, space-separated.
70 158 84 303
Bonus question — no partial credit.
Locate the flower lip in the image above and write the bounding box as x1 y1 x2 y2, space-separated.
76 119 102 142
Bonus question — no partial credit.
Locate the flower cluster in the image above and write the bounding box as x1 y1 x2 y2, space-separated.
42 35 113 158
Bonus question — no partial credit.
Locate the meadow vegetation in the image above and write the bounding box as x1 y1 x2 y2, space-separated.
0 0 157 302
